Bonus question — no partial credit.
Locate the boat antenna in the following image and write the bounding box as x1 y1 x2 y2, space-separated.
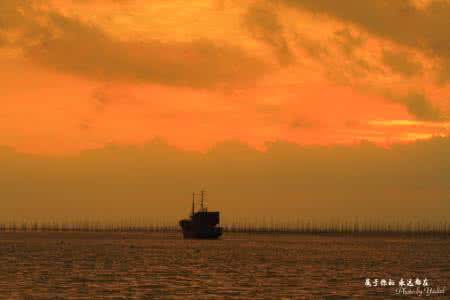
192 192 195 216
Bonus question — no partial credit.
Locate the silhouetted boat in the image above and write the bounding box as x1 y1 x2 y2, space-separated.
179 190 223 239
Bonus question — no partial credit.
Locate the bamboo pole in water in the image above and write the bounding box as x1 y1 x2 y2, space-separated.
0 219 449 236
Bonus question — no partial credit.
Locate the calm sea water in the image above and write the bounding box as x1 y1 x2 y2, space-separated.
0 232 448 299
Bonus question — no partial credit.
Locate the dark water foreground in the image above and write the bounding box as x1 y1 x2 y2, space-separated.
0 232 448 299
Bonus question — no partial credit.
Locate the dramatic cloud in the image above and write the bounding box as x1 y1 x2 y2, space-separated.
334 28 365 57
243 2 294 65
0 1 27 30
2 1 268 88
400 91 445 121
382 49 423 78
280 0 450 82
294 34 329 60
1 138 449 223
1 0 449 153
1 1 449 224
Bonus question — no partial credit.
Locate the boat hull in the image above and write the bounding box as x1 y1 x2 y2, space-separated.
181 227 223 239
179 219 222 239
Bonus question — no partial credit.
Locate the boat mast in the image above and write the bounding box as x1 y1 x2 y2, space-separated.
191 192 195 216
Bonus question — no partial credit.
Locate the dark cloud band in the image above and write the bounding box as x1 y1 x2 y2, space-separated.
1 1 268 88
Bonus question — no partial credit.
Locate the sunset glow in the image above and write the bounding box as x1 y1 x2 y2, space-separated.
1 0 449 155
1 3 449 298
1 1 450 223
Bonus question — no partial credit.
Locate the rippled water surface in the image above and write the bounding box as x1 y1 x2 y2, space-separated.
0 232 448 299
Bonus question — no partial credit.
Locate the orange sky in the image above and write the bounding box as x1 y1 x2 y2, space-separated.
1 0 450 223
1 0 449 155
